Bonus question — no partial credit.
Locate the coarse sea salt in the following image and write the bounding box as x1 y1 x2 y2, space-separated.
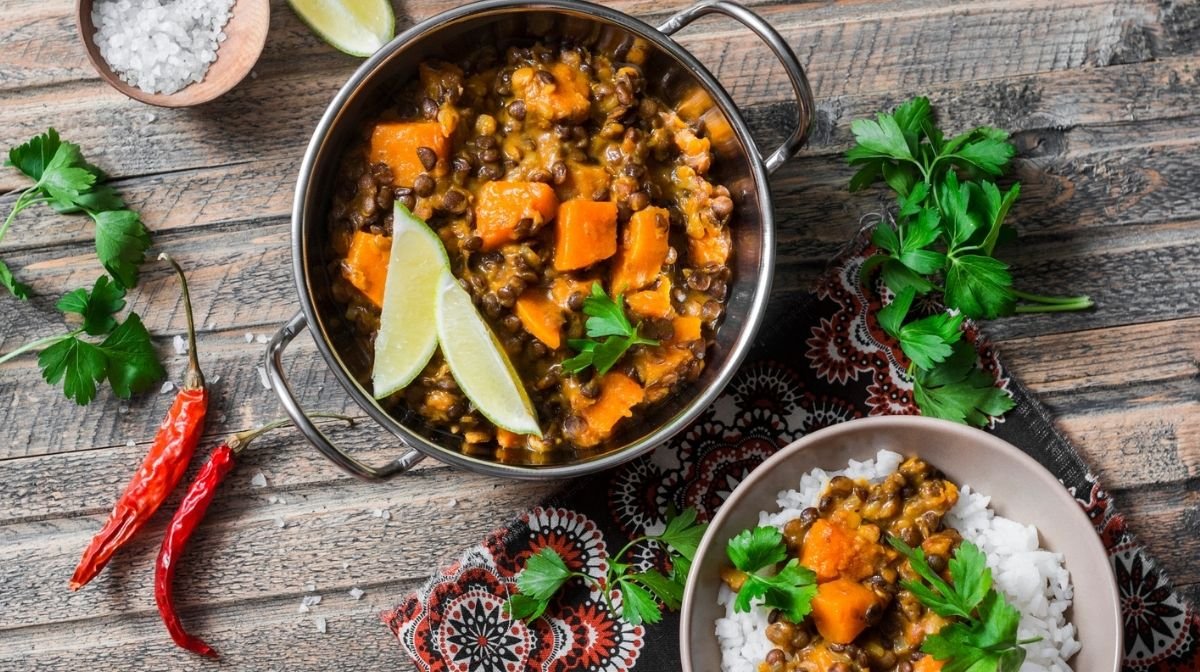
91 0 235 95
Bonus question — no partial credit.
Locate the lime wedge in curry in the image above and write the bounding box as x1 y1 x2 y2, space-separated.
436 272 542 437
287 0 395 58
372 204 448 399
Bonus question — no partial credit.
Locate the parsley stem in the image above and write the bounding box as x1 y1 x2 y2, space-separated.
0 328 82 366
1013 290 1094 312
0 187 37 246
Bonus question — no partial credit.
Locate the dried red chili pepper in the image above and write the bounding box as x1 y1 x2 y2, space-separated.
155 415 352 657
69 254 208 591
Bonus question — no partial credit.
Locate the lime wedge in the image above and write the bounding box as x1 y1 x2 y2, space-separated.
372 204 448 398
287 0 395 58
436 273 542 437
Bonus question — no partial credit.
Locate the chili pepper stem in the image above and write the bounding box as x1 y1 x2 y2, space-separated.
159 253 204 390
227 413 355 454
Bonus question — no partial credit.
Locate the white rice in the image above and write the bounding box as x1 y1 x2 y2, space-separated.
716 450 1079 672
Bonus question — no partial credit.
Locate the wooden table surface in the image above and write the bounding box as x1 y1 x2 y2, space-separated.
1 0 1197 669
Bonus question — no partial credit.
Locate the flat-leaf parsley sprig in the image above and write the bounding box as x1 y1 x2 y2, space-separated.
0 275 165 405
889 537 1040 672
725 525 819 622
504 507 706 625
2 128 152 298
562 282 659 376
847 97 1092 426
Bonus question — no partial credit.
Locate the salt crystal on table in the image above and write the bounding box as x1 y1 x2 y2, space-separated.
244 333 254 343
448 498 458 508
304 583 316 592
381 510 391 521
209 374 221 384
126 439 136 448
160 381 175 394
274 516 286 529
255 334 269 344
118 404 130 414
314 616 327 634
371 509 383 518
348 587 364 600
250 472 267 488
298 604 309 614
173 334 188 355
301 595 321 607
342 561 350 570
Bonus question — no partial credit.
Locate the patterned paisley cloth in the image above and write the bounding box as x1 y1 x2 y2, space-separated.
383 239 1200 672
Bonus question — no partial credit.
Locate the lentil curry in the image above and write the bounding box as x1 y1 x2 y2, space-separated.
721 457 962 672
326 38 734 459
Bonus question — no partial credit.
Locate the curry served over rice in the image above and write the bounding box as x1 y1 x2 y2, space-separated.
722 457 962 672
324 38 734 458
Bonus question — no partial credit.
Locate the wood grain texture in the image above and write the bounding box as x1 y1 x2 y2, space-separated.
0 0 1197 668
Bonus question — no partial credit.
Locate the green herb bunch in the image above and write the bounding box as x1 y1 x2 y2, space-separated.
1 129 163 405
725 525 819 621
504 507 706 625
562 282 659 376
890 538 1039 672
847 97 1092 426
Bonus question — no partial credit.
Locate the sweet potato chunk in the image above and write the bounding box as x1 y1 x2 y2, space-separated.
671 316 702 344
811 578 878 644
554 200 618 271
514 290 564 349
368 121 447 187
340 231 391 307
474 181 559 251
512 62 591 123
561 161 611 201
572 372 645 447
688 226 731 267
800 519 880 583
626 277 674 320
611 207 671 294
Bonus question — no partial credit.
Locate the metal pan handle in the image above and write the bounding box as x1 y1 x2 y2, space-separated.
658 0 814 174
265 311 425 480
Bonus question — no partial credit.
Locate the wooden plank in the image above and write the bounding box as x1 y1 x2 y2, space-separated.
0 467 557 629
1112 479 1200 590
0 579 421 670
0 0 1172 191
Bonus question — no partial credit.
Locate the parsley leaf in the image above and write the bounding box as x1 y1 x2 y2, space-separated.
0 259 32 299
515 547 574 601
2 129 152 299
944 254 1015 320
890 538 1036 672
912 342 1014 427
38 337 109 406
562 283 658 375
726 526 789 573
57 275 126 336
504 508 706 625
733 559 819 623
877 287 964 370
93 209 152 289
2 276 165 405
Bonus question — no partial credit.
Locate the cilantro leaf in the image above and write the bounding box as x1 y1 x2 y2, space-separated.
57 275 126 336
618 580 663 625
515 547 573 602
726 526 789 573
944 254 1015 320
656 506 705 561
848 113 913 162
0 259 32 299
38 141 97 208
93 209 151 289
6 128 62 181
37 337 108 406
503 592 549 621
563 283 657 376
733 559 819 623
99 313 164 398
628 569 683 611
913 342 1015 427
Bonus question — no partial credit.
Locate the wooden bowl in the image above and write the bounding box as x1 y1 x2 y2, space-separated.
76 0 270 107
680 416 1122 672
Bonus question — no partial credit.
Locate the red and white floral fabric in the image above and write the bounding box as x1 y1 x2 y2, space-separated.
384 243 1200 672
